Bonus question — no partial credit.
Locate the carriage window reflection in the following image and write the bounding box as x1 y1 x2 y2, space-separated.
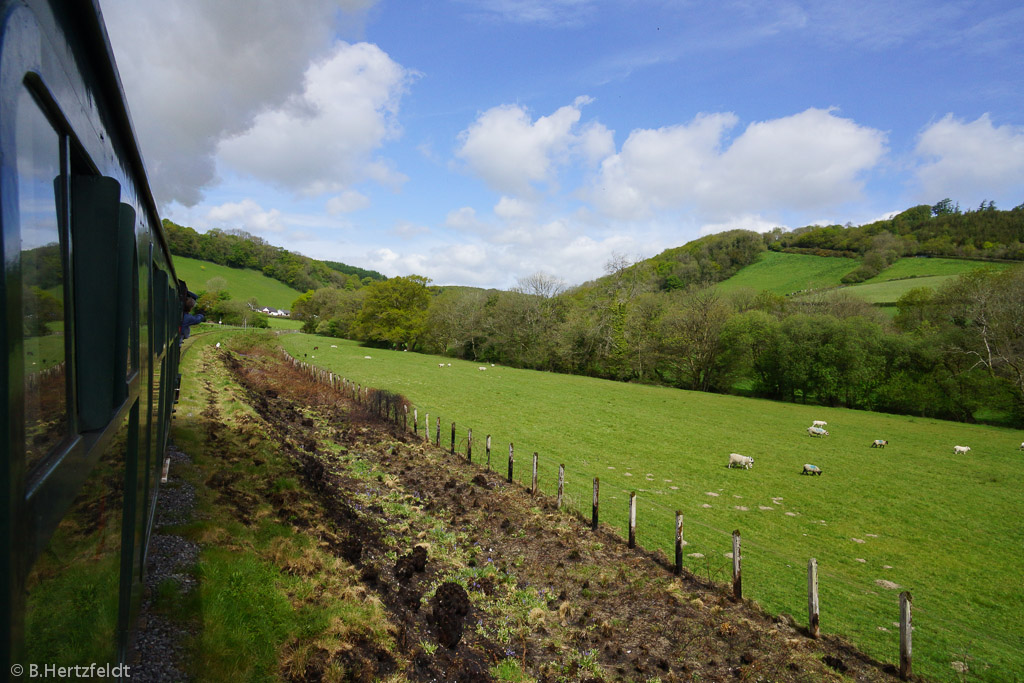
18 87 68 473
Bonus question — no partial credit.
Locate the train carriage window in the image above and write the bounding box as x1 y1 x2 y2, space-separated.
17 85 69 473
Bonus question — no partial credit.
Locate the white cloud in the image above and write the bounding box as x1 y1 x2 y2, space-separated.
914 113 1024 206
591 108 887 221
100 0 379 207
699 215 784 236
458 0 596 26
206 199 286 233
494 196 535 221
456 97 611 196
326 190 372 215
217 42 414 196
445 207 486 232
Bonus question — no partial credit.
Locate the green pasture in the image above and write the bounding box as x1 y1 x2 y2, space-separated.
862 257 1012 283
267 317 303 330
842 275 961 305
280 334 1024 682
173 256 304 310
843 258 1015 305
716 251 858 296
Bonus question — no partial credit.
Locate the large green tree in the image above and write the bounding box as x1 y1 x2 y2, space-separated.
353 275 432 349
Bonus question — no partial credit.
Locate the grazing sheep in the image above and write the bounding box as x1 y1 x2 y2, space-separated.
807 426 829 437
330 344 337 348
871 439 888 448
728 453 754 469
953 445 971 454
439 363 445 367
1019 442 1023 451
812 420 828 428
478 366 487 370
802 463 822 476
363 356 372 359
313 346 318 350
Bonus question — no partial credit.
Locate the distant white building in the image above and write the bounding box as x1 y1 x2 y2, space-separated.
255 305 290 317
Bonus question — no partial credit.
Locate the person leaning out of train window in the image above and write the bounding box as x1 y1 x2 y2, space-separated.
181 292 204 339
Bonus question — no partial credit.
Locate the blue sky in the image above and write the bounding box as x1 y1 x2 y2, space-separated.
100 0 1024 289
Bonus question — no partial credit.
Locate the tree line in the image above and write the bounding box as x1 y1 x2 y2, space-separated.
292 260 1024 427
163 220 385 294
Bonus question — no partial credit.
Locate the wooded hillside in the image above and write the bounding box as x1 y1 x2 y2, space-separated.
163 220 385 294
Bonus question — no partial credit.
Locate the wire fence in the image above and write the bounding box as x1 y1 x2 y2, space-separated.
281 349 1024 683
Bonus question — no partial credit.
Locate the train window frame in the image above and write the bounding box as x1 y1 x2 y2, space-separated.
16 76 77 488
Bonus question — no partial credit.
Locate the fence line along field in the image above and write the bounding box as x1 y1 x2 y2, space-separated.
279 334 1024 682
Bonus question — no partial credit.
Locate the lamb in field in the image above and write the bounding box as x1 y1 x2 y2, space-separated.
807 426 829 437
953 445 971 454
478 366 487 370
1019 442 1023 451
802 463 822 476
812 420 827 428
439 363 445 367
728 453 754 469
871 439 888 448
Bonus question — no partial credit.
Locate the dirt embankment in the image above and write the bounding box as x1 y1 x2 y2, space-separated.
199 344 913 682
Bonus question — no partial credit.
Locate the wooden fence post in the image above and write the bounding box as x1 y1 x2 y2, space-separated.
675 512 684 576
732 530 742 600
414 408 418 436
450 422 456 455
507 443 514 483
592 478 600 530
435 417 440 447
403 404 408 431
425 413 430 443
557 465 564 509
531 452 538 495
486 435 491 470
628 492 636 548
808 558 820 639
900 591 913 680
467 428 472 462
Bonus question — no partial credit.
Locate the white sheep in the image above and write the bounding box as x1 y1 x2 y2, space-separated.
871 439 888 448
478 366 487 370
1019 442 1023 451
807 426 829 437
812 420 828 428
439 363 445 367
953 445 971 454
802 463 822 476
728 453 753 469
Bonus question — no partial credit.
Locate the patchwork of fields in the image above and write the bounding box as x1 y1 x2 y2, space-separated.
716 251 1010 305
280 334 1024 682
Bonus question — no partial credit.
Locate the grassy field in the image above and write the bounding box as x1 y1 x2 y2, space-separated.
716 253 1012 308
173 256 304 310
841 275 962 305
842 259 1016 305
716 251 858 296
861 257 1012 283
281 334 1024 682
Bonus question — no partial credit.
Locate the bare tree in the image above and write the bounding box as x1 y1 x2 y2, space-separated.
514 272 566 299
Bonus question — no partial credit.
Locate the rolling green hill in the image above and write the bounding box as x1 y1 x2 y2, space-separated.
715 251 858 296
715 251 1012 305
174 256 304 310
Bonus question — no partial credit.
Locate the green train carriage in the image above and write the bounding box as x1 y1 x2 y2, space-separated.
1 0 184 670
